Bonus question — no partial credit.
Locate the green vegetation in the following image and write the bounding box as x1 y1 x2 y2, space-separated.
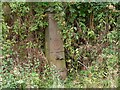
1 2 119 88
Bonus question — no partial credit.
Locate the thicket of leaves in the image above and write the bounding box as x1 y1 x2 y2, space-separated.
1 2 119 88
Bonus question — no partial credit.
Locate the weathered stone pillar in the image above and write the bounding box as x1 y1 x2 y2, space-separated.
45 13 67 80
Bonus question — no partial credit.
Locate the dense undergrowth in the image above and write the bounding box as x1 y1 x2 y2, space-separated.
1 2 120 88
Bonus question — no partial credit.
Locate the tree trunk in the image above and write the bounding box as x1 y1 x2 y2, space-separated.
89 12 94 30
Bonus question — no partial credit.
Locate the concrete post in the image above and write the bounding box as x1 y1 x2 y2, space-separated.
45 13 67 80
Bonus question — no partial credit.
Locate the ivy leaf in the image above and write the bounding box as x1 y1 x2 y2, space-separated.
88 30 95 38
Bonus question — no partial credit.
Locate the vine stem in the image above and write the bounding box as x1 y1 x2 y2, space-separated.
77 59 89 70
